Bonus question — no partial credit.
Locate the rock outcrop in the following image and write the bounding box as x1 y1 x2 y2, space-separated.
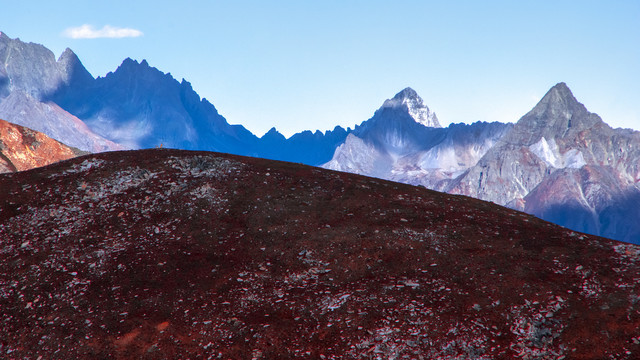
0 118 83 173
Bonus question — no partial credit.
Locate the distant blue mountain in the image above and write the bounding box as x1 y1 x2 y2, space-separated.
48 55 350 165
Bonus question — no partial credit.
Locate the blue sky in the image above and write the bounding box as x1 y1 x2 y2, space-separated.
4 1 639 136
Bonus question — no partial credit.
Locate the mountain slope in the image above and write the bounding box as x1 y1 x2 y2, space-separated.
446 83 640 243
1 149 638 359
52 56 351 165
0 32 123 152
324 83 640 244
0 118 84 173
2 32 639 242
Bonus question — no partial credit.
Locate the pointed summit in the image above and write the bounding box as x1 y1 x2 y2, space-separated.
57 48 94 87
531 82 582 116
392 87 420 101
57 48 80 64
261 127 286 141
382 87 441 128
509 82 605 145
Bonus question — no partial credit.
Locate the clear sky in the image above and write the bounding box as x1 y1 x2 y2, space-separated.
3 1 639 136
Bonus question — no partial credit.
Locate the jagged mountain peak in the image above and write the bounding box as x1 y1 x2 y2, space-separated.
508 82 605 145
524 82 590 124
103 57 180 92
110 58 156 76
261 127 286 141
57 47 79 63
381 87 441 128
55 48 94 88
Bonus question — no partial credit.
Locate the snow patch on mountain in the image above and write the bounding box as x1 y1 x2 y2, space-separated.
529 137 586 169
418 135 501 173
382 88 441 128
323 134 390 177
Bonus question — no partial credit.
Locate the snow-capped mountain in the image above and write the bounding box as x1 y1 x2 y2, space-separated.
380 87 440 128
325 83 640 243
2 31 640 243
323 88 512 189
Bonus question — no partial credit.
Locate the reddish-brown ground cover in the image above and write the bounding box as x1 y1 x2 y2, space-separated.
0 149 638 359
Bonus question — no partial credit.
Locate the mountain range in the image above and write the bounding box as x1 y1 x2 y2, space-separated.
1 149 638 358
0 32 348 165
1 31 639 243
325 83 640 244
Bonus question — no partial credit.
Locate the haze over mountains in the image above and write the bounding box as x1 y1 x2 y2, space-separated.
1 32 639 243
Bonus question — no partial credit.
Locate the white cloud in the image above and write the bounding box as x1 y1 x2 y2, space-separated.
63 25 143 39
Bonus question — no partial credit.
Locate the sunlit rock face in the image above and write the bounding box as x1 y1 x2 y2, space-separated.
2 30 640 243
1 148 638 359
0 118 83 173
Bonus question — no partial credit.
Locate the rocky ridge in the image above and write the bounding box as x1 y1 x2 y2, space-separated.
2 31 639 243
324 88 512 191
1 32 350 165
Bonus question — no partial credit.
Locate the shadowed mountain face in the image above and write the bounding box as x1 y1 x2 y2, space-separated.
0 32 348 163
51 57 353 165
1 149 638 359
52 58 260 152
